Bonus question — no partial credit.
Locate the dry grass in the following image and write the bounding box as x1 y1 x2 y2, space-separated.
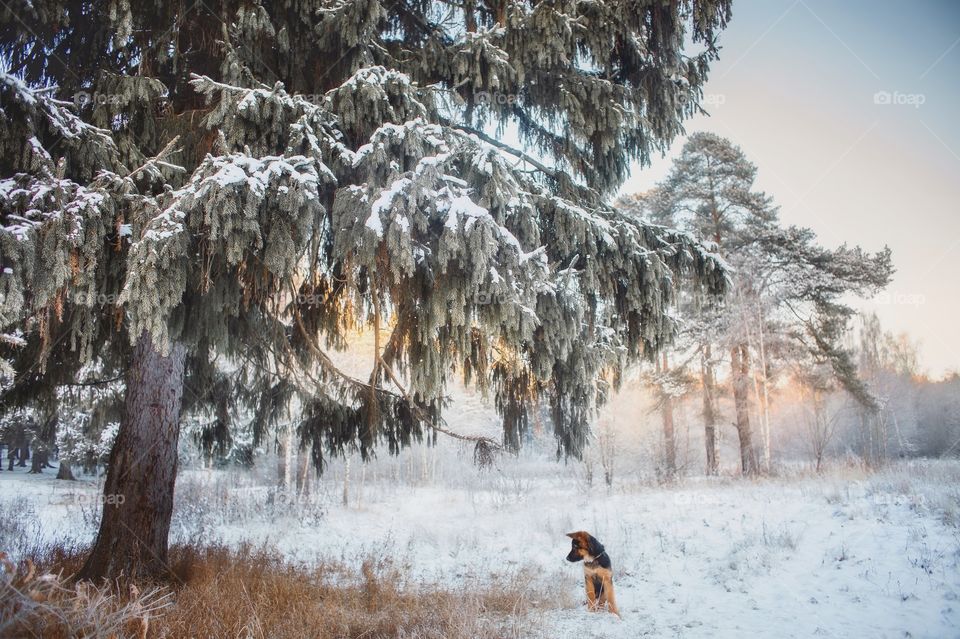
0 552 170 639
0 543 567 638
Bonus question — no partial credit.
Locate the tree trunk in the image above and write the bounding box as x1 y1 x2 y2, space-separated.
298 450 311 497
8 444 27 470
277 435 287 485
858 410 870 464
28 448 49 473
701 344 719 475
754 302 772 471
661 397 676 477
751 368 771 471
79 334 187 583
730 344 758 476
661 353 676 477
56 461 76 480
283 423 294 493
877 411 889 462
813 392 826 473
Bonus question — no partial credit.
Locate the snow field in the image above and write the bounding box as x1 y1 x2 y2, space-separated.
2 457 958 637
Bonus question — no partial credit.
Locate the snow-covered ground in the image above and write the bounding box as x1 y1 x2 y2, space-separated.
2 456 959 638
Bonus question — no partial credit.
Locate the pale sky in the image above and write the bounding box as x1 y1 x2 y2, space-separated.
618 0 960 378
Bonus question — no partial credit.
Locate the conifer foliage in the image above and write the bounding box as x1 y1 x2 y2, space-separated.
1 1 731 579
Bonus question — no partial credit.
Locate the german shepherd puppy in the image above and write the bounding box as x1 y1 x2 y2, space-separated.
565 531 620 617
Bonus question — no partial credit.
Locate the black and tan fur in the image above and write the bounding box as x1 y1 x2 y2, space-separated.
565 531 620 617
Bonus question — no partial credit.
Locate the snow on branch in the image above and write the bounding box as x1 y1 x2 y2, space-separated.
0 70 117 162
121 152 326 352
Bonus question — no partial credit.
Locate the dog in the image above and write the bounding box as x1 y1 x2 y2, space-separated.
565 531 620 617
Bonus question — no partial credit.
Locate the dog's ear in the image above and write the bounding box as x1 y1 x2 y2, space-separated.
586 534 605 557
565 532 577 539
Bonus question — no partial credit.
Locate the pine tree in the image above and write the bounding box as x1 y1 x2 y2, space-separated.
1 1 731 581
620 132 892 475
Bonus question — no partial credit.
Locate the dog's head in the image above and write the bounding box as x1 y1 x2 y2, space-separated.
565 531 605 563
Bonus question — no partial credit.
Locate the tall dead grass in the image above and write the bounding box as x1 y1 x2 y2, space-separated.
0 543 568 638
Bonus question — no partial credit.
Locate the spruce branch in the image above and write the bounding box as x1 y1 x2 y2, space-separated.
288 285 502 464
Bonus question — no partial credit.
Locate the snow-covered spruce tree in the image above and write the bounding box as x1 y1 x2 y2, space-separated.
1 1 731 581
619 132 892 475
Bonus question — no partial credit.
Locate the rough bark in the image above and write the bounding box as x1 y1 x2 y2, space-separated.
79 334 187 583
730 343 758 476
701 344 719 475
